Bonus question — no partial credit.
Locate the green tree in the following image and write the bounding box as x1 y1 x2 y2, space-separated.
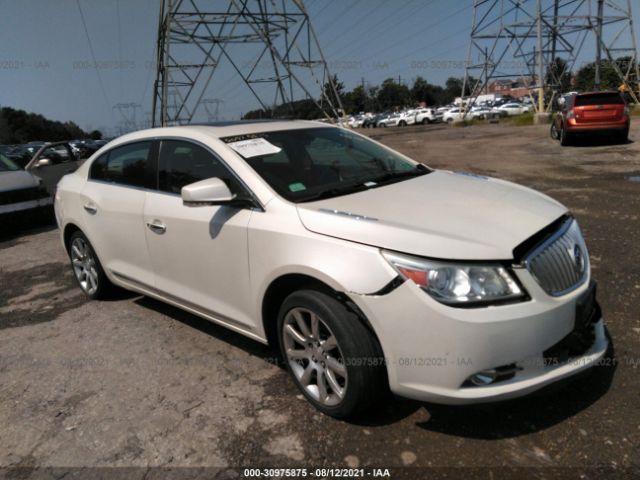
574 57 632 92
0 107 89 144
410 77 434 105
376 78 411 110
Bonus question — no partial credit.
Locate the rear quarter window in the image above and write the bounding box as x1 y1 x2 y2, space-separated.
89 141 152 188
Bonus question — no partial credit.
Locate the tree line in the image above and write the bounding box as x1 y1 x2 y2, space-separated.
0 107 101 144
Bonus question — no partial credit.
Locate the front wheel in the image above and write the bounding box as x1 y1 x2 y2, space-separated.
278 290 387 418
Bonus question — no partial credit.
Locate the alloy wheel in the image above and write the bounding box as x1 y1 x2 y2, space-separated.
70 237 99 295
282 307 348 407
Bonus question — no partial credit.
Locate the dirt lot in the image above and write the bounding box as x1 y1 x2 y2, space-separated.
1 122 639 479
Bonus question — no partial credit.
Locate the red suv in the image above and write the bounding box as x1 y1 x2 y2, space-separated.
551 91 630 146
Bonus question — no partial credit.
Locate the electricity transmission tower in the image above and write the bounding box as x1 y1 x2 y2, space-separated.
113 102 142 134
202 98 224 121
462 0 640 114
152 0 344 127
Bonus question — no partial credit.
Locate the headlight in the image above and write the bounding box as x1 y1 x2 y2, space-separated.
382 251 525 306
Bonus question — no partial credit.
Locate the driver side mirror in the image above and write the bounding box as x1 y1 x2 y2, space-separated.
35 158 51 168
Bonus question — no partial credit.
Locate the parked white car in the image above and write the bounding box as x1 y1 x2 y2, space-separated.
496 102 526 116
442 108 465 123
414 108 439 124
396 110 417 127
469 106 494 120
347 115 365 128
55 121 607 418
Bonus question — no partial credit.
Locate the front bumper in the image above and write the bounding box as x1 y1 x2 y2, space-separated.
349 268 608 404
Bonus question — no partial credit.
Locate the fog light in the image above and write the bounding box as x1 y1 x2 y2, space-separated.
463 363 521 387
468 369 498 386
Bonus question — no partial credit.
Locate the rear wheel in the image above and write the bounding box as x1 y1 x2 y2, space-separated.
559 125 573 146
398 120 407 127
68 231 114 299
550 122 559 140
617 128 629 144
278 290 387 418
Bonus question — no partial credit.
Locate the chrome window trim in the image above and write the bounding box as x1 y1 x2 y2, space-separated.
86 135 265 211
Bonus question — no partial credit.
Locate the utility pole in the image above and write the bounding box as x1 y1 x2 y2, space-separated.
536 0 545 115
595 0 604 89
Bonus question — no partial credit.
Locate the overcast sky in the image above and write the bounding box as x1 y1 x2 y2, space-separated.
0 0 637 136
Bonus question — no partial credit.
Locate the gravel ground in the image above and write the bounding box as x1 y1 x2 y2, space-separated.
0 122 638 479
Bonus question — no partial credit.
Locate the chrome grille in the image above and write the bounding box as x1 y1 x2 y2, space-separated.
525 219 589 296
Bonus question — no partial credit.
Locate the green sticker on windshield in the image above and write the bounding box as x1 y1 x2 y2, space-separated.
288 182 306 192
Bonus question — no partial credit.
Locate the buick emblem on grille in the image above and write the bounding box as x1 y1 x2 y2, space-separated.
572 244 586 275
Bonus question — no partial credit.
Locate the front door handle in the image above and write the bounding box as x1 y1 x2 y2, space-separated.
146 220 166 234
83 203 97 214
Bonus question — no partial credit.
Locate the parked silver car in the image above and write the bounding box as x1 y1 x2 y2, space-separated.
0 153 51 222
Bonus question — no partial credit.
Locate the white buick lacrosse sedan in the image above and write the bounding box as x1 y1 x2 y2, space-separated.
54 121 608 418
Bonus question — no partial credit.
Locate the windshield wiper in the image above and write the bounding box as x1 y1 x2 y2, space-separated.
297 183 371 202
367 165 431 185
297 165 430 203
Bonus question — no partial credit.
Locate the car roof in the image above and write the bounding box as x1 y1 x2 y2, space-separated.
110 120 335 144
575 91 621 97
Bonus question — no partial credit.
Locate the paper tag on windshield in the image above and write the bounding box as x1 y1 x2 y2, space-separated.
226 137 281 158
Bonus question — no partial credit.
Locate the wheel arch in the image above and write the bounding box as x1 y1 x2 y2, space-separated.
63 222 82 253
261 273 380 351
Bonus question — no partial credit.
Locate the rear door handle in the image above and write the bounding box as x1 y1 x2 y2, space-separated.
83 203 97 214
146 220 166 234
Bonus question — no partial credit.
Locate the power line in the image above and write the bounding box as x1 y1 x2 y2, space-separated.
75 0 111 113
323 0 421 59
335 3 472 65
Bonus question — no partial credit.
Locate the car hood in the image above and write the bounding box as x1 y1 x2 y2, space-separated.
296 170 567 260
0 170 39 192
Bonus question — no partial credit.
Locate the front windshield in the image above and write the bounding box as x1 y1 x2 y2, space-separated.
222 127 429 202
0 153 20 172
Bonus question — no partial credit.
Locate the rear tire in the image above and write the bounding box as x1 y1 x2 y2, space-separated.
559 125 573 146
550 122 559 140
68 231 115 300
278 290 387 419
617 128 629 144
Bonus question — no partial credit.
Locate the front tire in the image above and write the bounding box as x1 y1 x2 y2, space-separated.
68 231 114 299
278 290 386 418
